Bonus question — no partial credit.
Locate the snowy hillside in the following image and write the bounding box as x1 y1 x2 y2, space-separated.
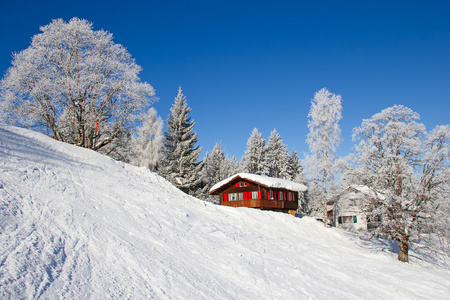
1 125 449 299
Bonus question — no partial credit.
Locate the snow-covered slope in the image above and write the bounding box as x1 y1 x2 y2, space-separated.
0 125 449 299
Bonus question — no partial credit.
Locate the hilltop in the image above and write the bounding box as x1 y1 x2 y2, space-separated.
0 125 449 299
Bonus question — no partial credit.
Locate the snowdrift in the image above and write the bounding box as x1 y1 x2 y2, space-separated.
0 125 449 299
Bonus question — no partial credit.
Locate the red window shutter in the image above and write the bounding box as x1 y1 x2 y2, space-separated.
246 182 250 187
235 182 239 187
224 194 228 202
258 191 261 199
243 192 247 200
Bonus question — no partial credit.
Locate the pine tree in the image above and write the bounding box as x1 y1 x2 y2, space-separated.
241 128 266 175
263 129 290 179
159 87 202 196
305 88 342 227
303 182 324 216
130 108 163 171
289 148 306 184
200 143 238 203
222 155 239 179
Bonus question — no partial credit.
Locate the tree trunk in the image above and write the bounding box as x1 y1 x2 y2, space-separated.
323 170 328 227
398 239 409 263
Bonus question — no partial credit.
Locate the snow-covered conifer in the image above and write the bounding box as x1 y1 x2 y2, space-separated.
288 148 306 184
263 129 290 179
241 128 266 175
200 143 238 203
159 87 202 196
305 88 342 226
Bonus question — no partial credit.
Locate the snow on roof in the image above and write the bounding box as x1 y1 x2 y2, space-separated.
210 173 308 194
342 185 386 200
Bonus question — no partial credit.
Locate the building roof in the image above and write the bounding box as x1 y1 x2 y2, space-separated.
209 173 308 195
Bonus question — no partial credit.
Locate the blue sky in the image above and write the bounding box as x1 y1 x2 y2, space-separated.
1 0 449 161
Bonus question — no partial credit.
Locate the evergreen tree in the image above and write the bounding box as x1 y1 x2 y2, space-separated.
200 143 238 203
241 128 266 175
159 87 202 196
263 129 290 179
302 181 324 216
289 148 306 184
130 108 163 171
222 155 239 178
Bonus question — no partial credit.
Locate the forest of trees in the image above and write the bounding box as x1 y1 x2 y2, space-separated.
1 17 449 263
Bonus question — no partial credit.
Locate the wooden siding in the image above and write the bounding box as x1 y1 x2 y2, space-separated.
221 199 298 211
218 179 298 212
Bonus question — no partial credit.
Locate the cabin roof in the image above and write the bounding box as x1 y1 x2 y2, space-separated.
333 185 386 200
209 173 308 195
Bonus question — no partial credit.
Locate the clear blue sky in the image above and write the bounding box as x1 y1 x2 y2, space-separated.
1 0 449 161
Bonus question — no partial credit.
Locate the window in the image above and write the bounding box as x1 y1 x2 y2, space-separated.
238 193 243 200
349 199 357 206
339 216 357 224
252 191 258 199
279 191 284 200
269 191 274 199
288 192 293 201
367 215 382 223
229 193 238 201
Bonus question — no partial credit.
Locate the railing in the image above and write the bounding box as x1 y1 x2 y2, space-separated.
221 199 297 210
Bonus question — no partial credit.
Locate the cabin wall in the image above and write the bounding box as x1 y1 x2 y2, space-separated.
218 179 299 212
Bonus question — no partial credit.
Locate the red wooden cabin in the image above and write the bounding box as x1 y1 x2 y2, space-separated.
209 173 307 214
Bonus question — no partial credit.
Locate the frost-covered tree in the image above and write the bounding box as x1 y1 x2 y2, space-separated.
241 128 266 175
305 88 342 226
130 108 163 171
200 143 239 203
302 182 324 216
159 87 202 196
288 148 306 184
0 18 155 152
352 105 450 262
263 129 290 179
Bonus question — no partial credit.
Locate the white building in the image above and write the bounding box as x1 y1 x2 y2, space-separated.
332 185 382 232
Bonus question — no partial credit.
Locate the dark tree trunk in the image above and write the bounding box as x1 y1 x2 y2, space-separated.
398 239 409 263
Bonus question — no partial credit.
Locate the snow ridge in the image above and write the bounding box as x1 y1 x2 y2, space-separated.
0 125 449 299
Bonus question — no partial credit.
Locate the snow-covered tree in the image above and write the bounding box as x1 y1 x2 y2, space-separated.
130 108 163 171
305 88 342 226
200 143 239 203
288 148 306 184
159 87 202 196
241 128 266 175
220 155 239 180
302 182 324 216
352 105 450 262
0 18 155 152
263 129 290 179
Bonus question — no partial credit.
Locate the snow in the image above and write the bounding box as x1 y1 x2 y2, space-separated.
210 173 308 193
1 125 449 299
